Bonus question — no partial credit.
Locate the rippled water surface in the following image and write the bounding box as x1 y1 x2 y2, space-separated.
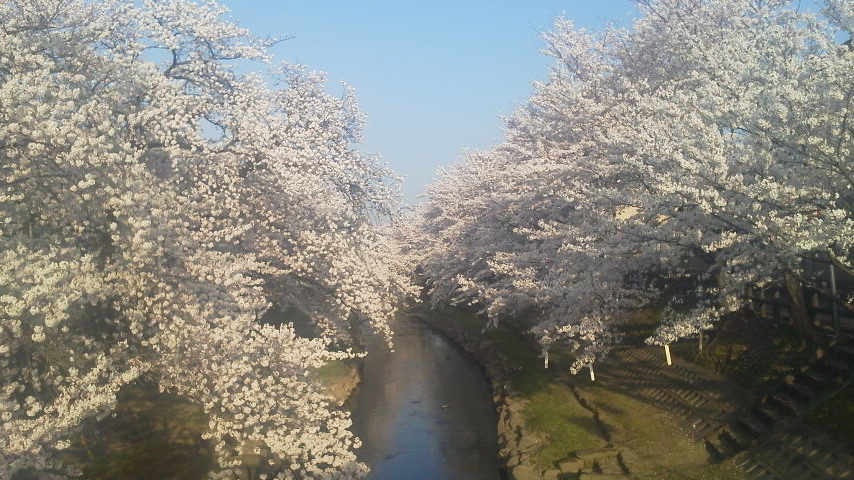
350 317 501 480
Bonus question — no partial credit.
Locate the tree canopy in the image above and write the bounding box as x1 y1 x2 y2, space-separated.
0 0 414 478
416 0 854 373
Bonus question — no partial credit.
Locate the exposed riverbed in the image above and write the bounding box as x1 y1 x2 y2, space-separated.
350 316 501 480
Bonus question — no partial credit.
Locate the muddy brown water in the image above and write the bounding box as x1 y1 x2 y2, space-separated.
350 316 502 480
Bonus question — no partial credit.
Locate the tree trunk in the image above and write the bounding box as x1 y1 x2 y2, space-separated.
784 272 812 339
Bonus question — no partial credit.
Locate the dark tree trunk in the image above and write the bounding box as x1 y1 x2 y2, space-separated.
784 272 813 339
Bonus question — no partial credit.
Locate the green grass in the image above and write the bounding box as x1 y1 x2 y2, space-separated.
426 307 606 468
440 309 551 393
525 384 608 466
583 371 747 480
621 309 663 344
311 359 355 384
440 306 491 336
424 306 748 478
482 324 606 468
310 358 359 405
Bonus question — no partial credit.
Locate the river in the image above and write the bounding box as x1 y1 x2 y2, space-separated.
350 316 502 480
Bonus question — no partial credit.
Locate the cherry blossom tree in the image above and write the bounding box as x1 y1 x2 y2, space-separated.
0 0 413 478
417 0 854 373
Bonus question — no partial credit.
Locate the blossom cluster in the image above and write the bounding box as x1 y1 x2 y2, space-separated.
414 0 854 373
0 1 415 478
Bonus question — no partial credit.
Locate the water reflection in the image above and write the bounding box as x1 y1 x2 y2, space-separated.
350 317 500 480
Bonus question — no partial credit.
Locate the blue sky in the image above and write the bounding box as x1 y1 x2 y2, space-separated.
221 1 638 203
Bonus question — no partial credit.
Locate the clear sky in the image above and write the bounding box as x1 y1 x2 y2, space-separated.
220 1 638 204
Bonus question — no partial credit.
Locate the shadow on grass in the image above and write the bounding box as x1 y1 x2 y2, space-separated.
424 306 765 479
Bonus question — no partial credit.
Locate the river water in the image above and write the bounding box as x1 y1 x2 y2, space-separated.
350 316 501 480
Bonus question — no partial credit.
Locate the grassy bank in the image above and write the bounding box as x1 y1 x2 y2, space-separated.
423 307 746 479
433 309 606 467
311 358 361 405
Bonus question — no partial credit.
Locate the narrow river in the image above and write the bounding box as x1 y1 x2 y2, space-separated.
350 316 501 480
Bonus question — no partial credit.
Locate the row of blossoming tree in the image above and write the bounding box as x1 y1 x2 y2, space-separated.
0 0 416 478
415 0 854 374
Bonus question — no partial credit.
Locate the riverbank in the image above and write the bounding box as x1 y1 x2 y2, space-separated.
414 307 747 480
313 359 361 407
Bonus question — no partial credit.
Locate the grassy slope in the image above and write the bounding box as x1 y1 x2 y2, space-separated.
429 307 745 479
436 309 607 467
